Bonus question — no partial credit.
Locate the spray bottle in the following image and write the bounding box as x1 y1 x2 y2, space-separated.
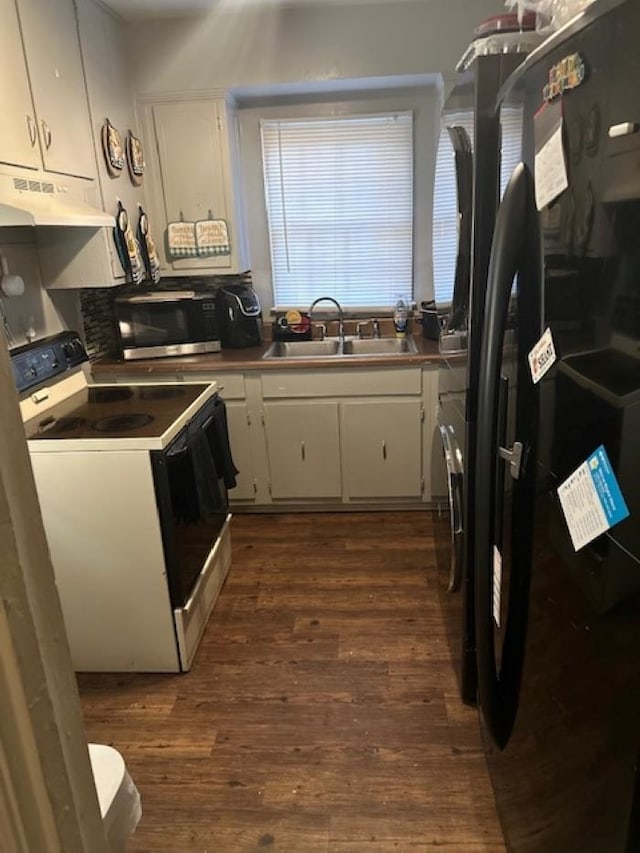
393 296 408 338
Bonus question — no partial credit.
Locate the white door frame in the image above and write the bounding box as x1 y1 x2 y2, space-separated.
0 339 108 852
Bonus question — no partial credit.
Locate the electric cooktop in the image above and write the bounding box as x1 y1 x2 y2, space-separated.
25 383 211 442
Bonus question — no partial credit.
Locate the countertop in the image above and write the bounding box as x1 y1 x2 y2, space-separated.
92 335 444 376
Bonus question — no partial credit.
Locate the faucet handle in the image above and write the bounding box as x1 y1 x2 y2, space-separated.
314 322 327 340
372 318 381 338
356 320 369 339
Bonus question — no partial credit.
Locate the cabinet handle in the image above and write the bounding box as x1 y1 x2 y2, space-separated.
301 441 305 461
382 440 387 460
40 120 52 150
26 114 37 147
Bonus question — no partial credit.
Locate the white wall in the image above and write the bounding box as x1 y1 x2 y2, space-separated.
0 230 81 350
126 0 506 94
238 85 441 310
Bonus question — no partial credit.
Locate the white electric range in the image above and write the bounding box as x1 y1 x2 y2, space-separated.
11 332 233 672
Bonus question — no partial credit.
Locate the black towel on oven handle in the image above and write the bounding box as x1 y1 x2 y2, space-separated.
189 427 225 515
204 397 239 490
166 443 200 523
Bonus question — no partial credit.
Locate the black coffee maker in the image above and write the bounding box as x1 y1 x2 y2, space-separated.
216 283 263 348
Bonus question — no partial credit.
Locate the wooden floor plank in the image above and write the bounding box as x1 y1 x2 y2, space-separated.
77 511 504 852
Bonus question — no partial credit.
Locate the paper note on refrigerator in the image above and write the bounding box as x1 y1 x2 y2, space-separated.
534 124 569 210
493 546 502 628
557 445 630 552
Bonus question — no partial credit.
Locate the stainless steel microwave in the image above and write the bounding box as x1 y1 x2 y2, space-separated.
114 290 221 360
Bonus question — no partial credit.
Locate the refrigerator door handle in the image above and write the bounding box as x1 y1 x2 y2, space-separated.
498 441 523 480
474 162 543 751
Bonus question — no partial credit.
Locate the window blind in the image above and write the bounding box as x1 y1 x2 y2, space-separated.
432 111 474 306
261 113 414 309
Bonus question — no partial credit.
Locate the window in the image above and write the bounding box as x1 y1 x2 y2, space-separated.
261 113 414 309
432 105 523 305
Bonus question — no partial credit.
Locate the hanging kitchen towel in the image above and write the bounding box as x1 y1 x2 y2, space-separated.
204 397 239 490
137 205 161 284
167 216 197 259
113 201 145 284
190 429 226 515
195 214 230 257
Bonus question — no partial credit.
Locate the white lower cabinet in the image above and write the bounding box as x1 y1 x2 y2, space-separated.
94 364 439 506
342 400 423 499
263 402 341 499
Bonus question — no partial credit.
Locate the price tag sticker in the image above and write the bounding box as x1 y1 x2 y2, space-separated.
528 327 557 384
557 445 630 552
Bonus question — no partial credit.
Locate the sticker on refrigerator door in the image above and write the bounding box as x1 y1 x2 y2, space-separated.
493 546 502 628
534 100 568 211
528 327 557 384
557 445 630 552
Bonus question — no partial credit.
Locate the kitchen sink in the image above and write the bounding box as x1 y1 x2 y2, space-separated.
263 339 341 358
342 337 418 355
262 336 419 359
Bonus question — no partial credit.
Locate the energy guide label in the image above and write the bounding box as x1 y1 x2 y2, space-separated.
557 445 630 552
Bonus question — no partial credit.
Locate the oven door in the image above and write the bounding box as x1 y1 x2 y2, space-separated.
151 395 233 670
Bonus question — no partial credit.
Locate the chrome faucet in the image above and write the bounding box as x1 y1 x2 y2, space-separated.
308 297 344 342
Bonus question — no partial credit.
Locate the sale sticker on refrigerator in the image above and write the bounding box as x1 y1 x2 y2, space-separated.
558 445 630 552
528 327 557 384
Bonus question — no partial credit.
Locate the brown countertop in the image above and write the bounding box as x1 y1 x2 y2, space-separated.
92 336 444 376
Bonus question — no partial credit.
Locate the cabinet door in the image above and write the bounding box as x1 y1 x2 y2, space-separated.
0 0 39 169
264 402 341 499
17 0 95 179
153 101 231 271
342 400 423 498
225 401 255 502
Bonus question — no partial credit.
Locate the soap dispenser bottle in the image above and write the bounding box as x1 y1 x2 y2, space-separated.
393 297 408 338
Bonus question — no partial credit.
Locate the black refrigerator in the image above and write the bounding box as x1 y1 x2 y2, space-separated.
474 0 640 849
434 49 531 707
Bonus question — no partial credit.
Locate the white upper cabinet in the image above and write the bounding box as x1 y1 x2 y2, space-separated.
0 0 40 170
141 96 250 276
4 0 96 180
38 0 150 288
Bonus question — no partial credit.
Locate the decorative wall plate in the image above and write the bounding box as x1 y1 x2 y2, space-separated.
101 118 125 178
126 131 145 186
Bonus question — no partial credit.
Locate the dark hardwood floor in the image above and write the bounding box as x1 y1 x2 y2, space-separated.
78 512 504 852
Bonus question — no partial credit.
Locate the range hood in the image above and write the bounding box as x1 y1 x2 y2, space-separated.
0 173 114 228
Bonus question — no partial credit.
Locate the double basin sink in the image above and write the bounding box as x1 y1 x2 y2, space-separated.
263 337 418 360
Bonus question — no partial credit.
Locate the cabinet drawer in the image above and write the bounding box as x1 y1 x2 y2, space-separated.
261 368 422 399
184 372 246 399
